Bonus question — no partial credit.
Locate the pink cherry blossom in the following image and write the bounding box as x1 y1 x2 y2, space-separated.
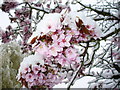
48 43 62 57
38 73 44 80
38 73 45 84
58 34 72 47
56 53 69 66
65 47 78 61
40 66 46 72
51 34 63 50
25 73 35 82
34 42 48 56
1 1 18 12
23 66 31 74
28 80 37 88
21 73 26 79
32 65 40 74
47 73 54 79
17 8 102 88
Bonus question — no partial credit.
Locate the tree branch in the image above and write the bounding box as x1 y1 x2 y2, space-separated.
67 62 83 90
79 28 120 43
101 28 120 40
76 1 119 20
27 3 49 13
94 18 120 21
67 43 89 89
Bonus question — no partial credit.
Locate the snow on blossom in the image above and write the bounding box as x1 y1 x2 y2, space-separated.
17 53 44 77
28 13 61 43
17 53 63 88
35 13 61 35
62 11 102 39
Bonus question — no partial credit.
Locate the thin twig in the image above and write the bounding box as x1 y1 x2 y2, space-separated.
76 1 119 20
27 3 49 13
67 61 84 90
67 43 89 89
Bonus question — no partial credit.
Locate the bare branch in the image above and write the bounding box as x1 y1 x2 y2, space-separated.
76 1 119 20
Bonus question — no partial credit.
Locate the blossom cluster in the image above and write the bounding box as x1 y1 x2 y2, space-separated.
0 26 16 43
0 2 33 53
17 9 102 88
15 6 33 53
1 0 18 12
17 53 64 88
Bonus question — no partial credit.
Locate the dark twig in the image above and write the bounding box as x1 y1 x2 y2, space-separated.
76 1 119 20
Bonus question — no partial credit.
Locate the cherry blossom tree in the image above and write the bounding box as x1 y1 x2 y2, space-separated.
0 0 120 89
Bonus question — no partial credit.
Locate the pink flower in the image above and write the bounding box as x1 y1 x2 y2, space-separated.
56 54 69 66
52 35 58 42
23 66 31 74
21 73 26 79
38 73 45 84
59 58 69 66
58 34 72 47
40 66 46 72
65 47 78 61
47 73 54 79
44 57 52 64
25 73 34 82
48 45 58 56
23 26 29 32
28 80 37 88
34 42 48 56
51 34 63 50
32 65 40 74
48 44 63 57
15 9 22 18
38 73 44 80
1 1 18 12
